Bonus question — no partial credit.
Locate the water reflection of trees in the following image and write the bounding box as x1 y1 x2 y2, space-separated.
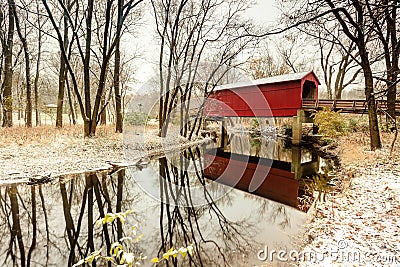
0 149 262 267
0 184 51 267
243 193 291 230
155 148 259 266
227 133 292 161
0 169 141 267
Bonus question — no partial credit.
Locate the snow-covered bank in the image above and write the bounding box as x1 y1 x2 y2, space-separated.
299 133 400 267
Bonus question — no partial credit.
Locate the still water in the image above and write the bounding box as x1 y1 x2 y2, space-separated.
0 133 336 266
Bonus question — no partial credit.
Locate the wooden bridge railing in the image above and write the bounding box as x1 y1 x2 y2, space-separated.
302 99 400 115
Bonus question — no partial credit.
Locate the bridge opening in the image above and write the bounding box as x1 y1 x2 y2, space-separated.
302 80 317 99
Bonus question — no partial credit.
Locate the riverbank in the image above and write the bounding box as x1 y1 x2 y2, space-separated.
0 125 207 184
299 132 400 266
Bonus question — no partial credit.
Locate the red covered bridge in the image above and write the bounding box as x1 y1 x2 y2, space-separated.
204 71 400 144
204 70 400 117
204 71 320 118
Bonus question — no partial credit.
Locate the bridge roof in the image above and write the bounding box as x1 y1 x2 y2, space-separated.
214 70 320 91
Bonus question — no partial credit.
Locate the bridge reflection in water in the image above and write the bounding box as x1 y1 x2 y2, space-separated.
204 133 325 212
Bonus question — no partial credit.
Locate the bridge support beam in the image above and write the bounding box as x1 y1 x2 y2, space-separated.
221 119 228 148
291 146 302 179
292 110 316 145
292 110 305 145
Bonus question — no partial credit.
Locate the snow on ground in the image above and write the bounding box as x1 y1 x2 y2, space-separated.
299 133 400 267
0 125 205 183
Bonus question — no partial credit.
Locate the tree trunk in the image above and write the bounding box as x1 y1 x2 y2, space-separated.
386 2 398 128
84 0 94 136
60 182 75 244
34 0 42 126
56 1 69 128
34 41 41 126
90 0 113 135
386 75 397 124
41 0 89 135
27 187 37 267
12 4 32 127
326 0 382 149
66 78 76 125
100 94 106 125
116 170 124 239
86 174 95 256
360 50 382 149
56 65 67 128
2 0 15 127
8 186 26 267
385 63 398 130
114 0 123 133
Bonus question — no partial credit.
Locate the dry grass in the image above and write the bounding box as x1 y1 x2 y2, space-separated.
0 124 121 147
338 131 400 166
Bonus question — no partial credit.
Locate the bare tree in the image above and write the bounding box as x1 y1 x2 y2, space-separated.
324 0 381 149
276 33 312 73
246 42 295 79
151 0 258 138
317 29 362 99
276 0 382 149
114 0 124 133
33 0 47 126
365 0 399 128
1 0 15 127
12 1 32 127
55 0 72 128
42 0 143 136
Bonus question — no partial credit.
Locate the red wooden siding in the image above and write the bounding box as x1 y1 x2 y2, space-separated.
203 152 299 207
204 71 320 117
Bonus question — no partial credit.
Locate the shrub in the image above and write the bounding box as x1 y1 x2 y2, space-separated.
312 108 346 139
282 124 292 136
125 112 149 126
344 115 369 133
379 117 398 133
250 118 260 130
346 117 359 133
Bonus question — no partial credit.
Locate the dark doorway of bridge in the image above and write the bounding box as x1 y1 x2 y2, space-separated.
302 80 316 99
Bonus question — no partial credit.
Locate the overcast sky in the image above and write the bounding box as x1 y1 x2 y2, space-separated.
247 0 280 25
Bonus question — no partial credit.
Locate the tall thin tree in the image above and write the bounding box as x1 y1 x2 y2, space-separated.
12 2 32 127
1 0 15 127
114 0 124 133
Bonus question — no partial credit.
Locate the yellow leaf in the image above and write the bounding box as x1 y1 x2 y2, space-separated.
163 247 175 260
105 215 115 223
151 257 159 263
171 250 178 258
178 247 187 258
120 253 126 264
136 234 144 242
162 253 169 260
84 255 94 263
104 256 114 261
